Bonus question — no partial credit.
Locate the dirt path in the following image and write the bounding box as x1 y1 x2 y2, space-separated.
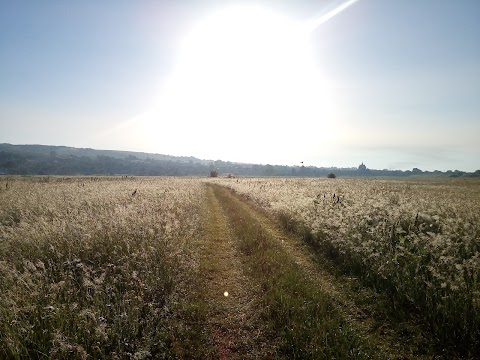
199 185 273 359
217 185 432 360
197 183 436 359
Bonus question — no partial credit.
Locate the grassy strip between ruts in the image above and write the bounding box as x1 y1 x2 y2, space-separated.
210 184 375 359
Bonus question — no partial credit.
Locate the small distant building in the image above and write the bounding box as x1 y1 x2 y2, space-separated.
358 162 367 172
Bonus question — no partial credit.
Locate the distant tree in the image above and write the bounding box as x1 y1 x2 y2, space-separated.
412 167 423 175
450 170 464 178
327 173 336 178
4 160 16 174
210 170 218 177
5 160 15 168
298 165 307 176
264 164 274 176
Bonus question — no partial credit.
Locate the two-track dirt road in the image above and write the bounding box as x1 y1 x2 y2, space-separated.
192 183 435 359
198 184 273 359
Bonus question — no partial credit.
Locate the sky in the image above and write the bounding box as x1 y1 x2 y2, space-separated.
1 0 479 172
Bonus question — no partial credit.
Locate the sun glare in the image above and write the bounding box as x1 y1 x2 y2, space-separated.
143 5 335 163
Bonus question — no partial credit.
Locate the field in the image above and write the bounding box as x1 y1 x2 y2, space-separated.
0 176 479 359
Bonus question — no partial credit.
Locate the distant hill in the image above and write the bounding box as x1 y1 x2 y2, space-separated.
0 143 478 177
0 143 212 176
0 143 210 164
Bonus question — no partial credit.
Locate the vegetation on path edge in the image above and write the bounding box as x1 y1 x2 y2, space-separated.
2 177 475 358
209 183 375 359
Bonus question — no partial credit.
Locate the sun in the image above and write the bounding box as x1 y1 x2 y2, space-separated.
148 5 335 163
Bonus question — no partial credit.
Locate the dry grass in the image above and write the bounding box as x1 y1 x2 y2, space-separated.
212 177 480 356
3 176 478 358
0 177 205 359
211 184 374 359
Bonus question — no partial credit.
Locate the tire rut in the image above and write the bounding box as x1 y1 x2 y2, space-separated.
200 185 273 359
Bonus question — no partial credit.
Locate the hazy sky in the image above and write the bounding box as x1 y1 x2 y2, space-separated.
1 0 479 171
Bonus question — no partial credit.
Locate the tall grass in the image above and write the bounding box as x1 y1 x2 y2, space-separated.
214 177 480 356
0 177 205 359
211 184 373 359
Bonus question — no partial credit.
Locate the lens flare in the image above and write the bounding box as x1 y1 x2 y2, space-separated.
306 0 361 32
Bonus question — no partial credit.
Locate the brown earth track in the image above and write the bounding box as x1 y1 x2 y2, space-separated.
199 185 274 359
218 185 434 360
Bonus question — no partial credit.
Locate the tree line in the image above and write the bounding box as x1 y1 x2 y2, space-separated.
0 144 478 178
